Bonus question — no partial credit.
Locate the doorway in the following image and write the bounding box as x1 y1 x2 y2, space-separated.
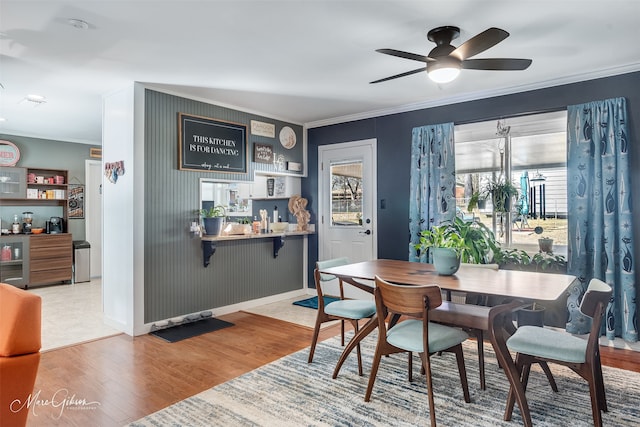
318 139 377 265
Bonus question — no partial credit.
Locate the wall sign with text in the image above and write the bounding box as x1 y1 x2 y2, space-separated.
178 113 247 173
253 143 274 164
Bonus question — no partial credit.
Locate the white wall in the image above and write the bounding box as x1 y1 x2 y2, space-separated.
101 83 145 336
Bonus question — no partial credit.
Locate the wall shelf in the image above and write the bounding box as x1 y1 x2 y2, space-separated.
200 230 313 267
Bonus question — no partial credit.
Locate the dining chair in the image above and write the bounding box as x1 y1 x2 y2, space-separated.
365 276 471 427
504 278 612 427
433 262 498 390
308 258 376 376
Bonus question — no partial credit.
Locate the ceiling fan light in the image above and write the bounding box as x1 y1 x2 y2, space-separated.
428 66 460 83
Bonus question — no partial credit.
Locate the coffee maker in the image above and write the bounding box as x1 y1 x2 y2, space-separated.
22 211 33 234
46 217 64 234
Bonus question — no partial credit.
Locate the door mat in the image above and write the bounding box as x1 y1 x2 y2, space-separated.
150 318 234 343
292 296 340 310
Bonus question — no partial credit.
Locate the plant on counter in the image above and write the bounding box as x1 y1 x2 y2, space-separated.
199 205 226 218
198 205 226 236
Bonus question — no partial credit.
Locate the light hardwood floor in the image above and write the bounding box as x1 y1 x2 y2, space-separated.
25 310 639 427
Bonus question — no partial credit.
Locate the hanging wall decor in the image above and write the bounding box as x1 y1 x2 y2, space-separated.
178 113 247 173
105 160 125 183
68 184 85 218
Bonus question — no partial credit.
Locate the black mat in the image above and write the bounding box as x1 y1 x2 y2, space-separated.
150 317 234 343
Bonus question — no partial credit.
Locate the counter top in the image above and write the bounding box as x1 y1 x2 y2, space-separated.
201 230 314 242
1 232 71 238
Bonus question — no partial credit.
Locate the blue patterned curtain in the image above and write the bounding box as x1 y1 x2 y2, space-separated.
408 123 456 262
566 97 637 342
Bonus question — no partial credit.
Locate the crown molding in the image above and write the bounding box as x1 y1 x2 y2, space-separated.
305 63 640 129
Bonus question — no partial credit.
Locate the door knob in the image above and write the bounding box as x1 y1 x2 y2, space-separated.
360 229 371 235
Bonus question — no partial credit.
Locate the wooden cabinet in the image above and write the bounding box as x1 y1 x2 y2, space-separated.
25 168 69 222
0 166 72 287
29 234 72 286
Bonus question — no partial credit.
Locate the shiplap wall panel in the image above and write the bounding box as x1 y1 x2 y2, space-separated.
143 90 304 322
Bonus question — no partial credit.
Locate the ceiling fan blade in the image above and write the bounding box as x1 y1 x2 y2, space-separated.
370 67 427 84
451 27 509 60
376 48 432 63
461 58 532 70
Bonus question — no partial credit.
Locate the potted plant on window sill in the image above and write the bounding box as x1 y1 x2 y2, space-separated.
199 205 226 236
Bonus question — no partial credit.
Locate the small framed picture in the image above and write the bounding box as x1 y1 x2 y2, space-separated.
253 143 274 164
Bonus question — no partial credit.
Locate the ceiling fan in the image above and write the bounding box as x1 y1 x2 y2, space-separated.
371 26 532 84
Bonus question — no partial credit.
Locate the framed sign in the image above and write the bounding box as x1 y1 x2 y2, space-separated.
68 184 85 219
179 113 247 173
253 143 273 164
0 140 20 166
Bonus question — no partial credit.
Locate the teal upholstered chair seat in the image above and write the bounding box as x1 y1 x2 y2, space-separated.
502 278 612 427
387 319 469 354
365 276 470 427
325 300 376 319
308 257 375 377
507 325 587 363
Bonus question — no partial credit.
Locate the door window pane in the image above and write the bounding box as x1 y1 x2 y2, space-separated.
330 161 363 226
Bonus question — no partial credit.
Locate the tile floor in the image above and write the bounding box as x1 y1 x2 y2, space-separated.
28 279 121 352
242 295 338 329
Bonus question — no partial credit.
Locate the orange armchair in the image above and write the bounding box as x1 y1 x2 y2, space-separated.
0 283 42 427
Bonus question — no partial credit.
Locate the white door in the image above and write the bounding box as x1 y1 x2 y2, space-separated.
85 160 102 277
319 139 377 264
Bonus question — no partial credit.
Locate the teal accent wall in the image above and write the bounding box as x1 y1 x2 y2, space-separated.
143 90 305 322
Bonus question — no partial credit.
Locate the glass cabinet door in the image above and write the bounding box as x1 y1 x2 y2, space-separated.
0 235 29 288
0 167 27 199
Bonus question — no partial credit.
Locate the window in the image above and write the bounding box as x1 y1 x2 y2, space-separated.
454 111 568 253
330 161 363 226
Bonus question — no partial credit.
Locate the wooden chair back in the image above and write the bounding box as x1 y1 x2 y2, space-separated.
374 275 442 318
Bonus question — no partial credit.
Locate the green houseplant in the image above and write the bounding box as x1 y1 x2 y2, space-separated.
199 205 226 236
466 191 488 213
485 177 519 213
415 223 465 275
415 218 501 275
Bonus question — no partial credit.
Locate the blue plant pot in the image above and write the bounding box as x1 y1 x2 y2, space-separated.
203 217 223 236
432 247 461 276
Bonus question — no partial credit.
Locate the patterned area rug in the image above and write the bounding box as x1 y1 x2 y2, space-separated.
129 333 640 426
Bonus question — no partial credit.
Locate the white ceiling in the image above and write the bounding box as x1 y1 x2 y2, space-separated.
1 1 639 146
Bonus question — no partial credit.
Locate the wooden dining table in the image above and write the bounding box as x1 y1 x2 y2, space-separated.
318 259 577 427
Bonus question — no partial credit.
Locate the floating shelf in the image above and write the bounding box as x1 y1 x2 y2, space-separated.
200 230 314 267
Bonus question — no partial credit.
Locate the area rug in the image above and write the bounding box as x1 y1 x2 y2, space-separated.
129 333 640 426
150 318 234 343
292 295 340 309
